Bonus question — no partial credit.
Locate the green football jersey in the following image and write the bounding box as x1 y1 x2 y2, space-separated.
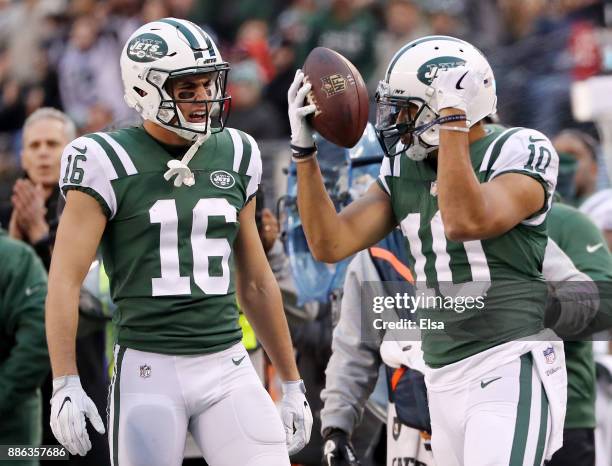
378 125 559 367
547 202 612 429
59 126 262 355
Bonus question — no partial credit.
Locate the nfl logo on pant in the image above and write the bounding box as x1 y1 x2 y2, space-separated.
140 364 151 378
543 346 555 364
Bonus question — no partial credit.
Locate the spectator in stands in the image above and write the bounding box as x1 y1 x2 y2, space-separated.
371 0 429 92
0 229 49 466
141 0 171 24
5 108 75 269
235 19 276 83
299 0 377 82
553 129 600 205
263 2 317 136
422 0 468 39
57 15 131 128
227 60 285 139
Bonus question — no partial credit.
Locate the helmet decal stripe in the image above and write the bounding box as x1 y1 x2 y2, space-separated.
186 20 216 58
385 35 465 82
158 18 203 59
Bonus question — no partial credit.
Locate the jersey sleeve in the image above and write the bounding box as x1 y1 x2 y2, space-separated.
487 128 559 226
243 132 262 203
59 136 118 219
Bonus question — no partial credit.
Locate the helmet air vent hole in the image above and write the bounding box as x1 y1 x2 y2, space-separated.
434 46 439 50
167 52 177 57
133 87 147 97
459 49 464 52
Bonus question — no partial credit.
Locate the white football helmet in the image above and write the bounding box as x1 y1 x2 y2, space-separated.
375 35 497 159
120 18 230 142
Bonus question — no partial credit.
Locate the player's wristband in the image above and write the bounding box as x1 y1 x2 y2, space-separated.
291 143 317 162
291 143 317 156
435 114 467 125
439 125 470 133
414 114 467 137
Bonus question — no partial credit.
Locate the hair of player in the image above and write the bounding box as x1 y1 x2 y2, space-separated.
23 107 77 142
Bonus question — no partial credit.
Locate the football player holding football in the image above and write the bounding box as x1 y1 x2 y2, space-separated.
46 18 311 466
289 36 564 465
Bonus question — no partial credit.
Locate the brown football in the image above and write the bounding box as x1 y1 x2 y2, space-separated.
302 47 369 148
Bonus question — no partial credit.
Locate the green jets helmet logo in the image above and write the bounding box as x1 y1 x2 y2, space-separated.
127 33 168 63
417 56 466 85
210 170 235 189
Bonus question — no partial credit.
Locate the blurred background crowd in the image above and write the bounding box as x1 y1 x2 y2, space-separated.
1 0 611 193
1 1 612 465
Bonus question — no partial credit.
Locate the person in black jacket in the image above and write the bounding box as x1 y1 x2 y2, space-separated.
6 107 76 269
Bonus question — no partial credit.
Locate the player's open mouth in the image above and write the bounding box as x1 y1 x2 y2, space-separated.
189 111 207 122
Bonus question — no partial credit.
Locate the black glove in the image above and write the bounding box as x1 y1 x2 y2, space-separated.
321 428 360 466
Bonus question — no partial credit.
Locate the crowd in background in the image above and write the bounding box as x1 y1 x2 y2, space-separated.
0 0 609 193
1 1 612 465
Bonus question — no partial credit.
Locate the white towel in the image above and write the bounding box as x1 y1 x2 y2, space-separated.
530 337 567 460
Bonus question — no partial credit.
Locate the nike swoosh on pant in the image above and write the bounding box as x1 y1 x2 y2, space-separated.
480 377 502 388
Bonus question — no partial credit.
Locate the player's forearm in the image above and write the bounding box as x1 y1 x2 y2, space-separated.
437 111 488 241
45 279 80 377
239 276 300 381
296 156 345 262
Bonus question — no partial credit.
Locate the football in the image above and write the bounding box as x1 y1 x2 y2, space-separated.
302 47 369 148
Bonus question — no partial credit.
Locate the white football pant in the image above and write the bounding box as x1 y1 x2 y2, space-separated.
107 342 289 466
428 354 551 466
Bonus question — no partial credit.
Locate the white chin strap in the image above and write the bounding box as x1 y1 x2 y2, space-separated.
163 135 207 187
403 136 437 161
161 104 213 187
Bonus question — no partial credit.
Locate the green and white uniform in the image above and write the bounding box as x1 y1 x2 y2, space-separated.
60 126 260 355
543 202 612 466
378 125 567 465
60 126 289 466
378 125 559 367
547 203 612 430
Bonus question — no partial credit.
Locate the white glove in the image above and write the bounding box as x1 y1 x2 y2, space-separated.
50 376 105 456
432 65 483 114
287 69 316 148
280 379 313 455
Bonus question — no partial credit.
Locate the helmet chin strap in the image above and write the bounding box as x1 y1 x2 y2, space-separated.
163 134 207 187
162 107 212 187
405 136 436 161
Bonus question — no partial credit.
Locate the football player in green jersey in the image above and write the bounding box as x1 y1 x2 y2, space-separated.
543 202 612 466
289 36 563 465
46 18 311 466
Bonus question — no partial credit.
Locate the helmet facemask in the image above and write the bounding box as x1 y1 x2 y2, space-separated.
145 65 231 142
375 81 439 161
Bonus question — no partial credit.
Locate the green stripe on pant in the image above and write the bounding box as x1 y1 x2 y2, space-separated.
533 387 549 466
510 353 533 465
112 346 127 466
